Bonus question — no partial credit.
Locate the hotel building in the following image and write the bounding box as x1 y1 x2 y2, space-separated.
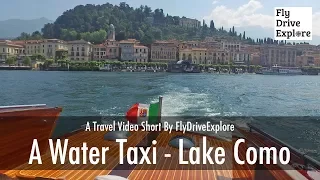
190 48 208 64
179 17 201 28
179 41 199 51
134 45 149 62
296 55 314 67
179 48 230 65
230 51 251 65
207 49 230 65
250 53 261 65
25 39 68 59
119 39 140 61
296 51 315 67
260 45 297 67
0 40 25 64
201 41 222 50
151 41 177 62
295 43 318 53
222 41 241 51
179 49 193 61
104 39 120 60
93 44 107 61
68 40 92 61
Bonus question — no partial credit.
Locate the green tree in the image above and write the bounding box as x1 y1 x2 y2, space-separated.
5 56 16 65
141 30 154 44
80 29 107 43
23 56 31 66
43 59 54 68
16 32 31 40
25 2 260 44
31 31 43 40
210 20 215 31
56 50 68 60
151 27 162 39
202 20 207 29
90 29 107 43
41 23 55 38
144 5 152 17
61 29 78 41
31 54 46 61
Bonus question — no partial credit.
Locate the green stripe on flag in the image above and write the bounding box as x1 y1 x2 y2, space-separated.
148 102 160 124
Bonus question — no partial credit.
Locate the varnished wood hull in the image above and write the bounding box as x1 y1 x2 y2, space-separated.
2 128 310 180
0 105 62 172
0 111 318 180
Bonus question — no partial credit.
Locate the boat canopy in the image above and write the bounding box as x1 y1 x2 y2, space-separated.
176 60 184 64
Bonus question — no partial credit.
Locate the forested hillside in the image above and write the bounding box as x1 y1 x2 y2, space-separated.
15 2 274 45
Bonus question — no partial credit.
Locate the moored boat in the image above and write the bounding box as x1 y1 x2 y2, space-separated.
261 65 302 75
99 65 112 72
167 60 201 73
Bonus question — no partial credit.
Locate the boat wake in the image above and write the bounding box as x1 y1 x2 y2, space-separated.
95 83 252 141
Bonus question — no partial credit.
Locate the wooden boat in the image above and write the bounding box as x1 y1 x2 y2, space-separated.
1 104 320 180
0 104 62 173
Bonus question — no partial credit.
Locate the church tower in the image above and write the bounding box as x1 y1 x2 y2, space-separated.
108 24 115 40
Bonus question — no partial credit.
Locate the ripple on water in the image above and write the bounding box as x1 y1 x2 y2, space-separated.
1 71 320 160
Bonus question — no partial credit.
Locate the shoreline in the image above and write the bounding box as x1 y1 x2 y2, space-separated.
0 69 318 76
0 66 318 75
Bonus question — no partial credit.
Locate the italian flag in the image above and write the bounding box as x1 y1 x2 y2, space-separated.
126 102 160 124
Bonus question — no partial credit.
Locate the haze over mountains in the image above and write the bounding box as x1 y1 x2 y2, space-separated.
0 17 52 39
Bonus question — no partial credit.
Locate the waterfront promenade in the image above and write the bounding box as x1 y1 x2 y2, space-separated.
1 60 320 75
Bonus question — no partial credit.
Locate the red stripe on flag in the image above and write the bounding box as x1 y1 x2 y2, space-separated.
126 103 139 124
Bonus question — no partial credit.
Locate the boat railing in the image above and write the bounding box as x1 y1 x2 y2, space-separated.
0 104 47 110
248 124 320 170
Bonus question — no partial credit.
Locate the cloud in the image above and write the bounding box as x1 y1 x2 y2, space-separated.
313 12 320 36
212 0 219 5
204 0 272 28
203 0 320 36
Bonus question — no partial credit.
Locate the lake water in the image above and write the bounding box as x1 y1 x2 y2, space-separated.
1 71 320 160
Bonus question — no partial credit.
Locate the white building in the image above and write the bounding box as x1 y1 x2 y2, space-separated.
25 39 68 59
119 39 139 61
221 41 241 51
134 45 149 62
68 40 92 61
0 40 25 64
231 51 250 64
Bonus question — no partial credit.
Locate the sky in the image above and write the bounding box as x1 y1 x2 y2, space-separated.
1 0 320 40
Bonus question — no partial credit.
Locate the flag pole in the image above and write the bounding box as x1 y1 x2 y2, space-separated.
158 96 163 123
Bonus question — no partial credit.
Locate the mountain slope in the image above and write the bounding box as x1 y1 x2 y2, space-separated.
38 2 251 44
0 17 53 38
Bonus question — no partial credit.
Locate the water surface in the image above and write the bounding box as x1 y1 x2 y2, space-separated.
1 71 320 160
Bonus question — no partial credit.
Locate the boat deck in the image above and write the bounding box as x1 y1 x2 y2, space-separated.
2 129 297 180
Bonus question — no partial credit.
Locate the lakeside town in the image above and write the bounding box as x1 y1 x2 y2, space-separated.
0 21 319 74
